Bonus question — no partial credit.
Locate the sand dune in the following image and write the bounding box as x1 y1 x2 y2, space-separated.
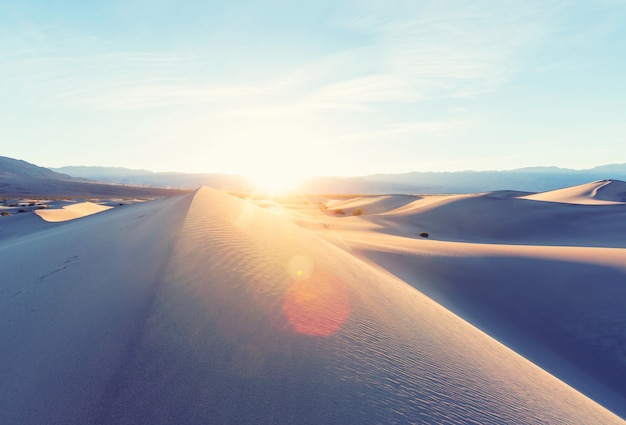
1 186 625 424
325 194 419 215
332 233 626 418
522 179 626 205
354 190 626 247
34 201 113 222
297 187 626 419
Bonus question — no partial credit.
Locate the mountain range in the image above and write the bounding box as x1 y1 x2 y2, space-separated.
3 155 626 196
55 162 626 194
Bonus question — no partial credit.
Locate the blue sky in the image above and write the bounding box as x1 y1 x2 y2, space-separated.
2 0 626 177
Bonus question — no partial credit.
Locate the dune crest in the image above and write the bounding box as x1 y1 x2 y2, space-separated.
34 201 113 222
522 179 626 204
354 188 626 247
326 194 419 215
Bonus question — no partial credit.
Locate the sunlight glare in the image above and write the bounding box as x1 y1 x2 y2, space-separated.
249 169 303 194
215 128 332 194
282 267 350 337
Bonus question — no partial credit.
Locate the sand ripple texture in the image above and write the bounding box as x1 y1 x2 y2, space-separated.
0 187 623 424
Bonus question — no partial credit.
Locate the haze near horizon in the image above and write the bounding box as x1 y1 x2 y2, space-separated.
2 1 626 179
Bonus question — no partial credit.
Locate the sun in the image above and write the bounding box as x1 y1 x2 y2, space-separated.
245 166 306 196
253 173 298 194
230 139 321 196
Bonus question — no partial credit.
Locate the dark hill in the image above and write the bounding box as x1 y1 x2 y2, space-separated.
0 156 189 198
0 156 73 180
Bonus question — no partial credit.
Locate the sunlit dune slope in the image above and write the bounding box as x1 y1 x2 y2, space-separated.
361 190 626 247
342 234 626 419
301 183 626 419
34 201 113 222
0 187 623 424
326 194 419 215
522 179 626 204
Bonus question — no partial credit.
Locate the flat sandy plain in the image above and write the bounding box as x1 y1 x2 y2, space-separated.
1 180 626 424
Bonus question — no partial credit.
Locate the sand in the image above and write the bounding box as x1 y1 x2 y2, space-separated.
34 201 113 222
1 183 625 424
521 179 626 205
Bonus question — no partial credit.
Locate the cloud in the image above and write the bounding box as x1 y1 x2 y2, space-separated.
331 119 463 144
70 79 287 110
1 1 556 114
304 0 560 105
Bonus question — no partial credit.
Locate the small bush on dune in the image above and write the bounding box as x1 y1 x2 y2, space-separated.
351 208 364 216
1 211 9 216
419 232 429 238
333 208 345 215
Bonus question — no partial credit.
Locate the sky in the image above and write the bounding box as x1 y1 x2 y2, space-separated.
1 0 626 178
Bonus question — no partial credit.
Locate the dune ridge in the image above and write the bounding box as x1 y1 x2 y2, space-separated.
296 187 626 419
325 194 419 215
522 179 626 205
34 201 113 222
345 190 626 247
1 187 623 424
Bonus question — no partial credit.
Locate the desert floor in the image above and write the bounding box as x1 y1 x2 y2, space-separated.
1 181 625 424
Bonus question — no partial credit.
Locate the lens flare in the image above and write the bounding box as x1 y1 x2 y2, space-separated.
282 269 350 337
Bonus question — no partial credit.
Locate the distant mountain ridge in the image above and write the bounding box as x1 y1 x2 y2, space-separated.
54 166 154 178
54 165 252 191
54 163 626 194
304 164 626 194
0 155 624 194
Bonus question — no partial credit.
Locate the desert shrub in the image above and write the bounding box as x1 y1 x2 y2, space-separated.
419 232 429 238
333 208 345 215
351 208 364 216
18 209 27 213
1 211 9 216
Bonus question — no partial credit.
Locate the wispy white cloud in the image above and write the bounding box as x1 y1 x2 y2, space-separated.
330 119 464 144
1 1 554 113
1 46 194 107
305 0 561 106
70 79 289 110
